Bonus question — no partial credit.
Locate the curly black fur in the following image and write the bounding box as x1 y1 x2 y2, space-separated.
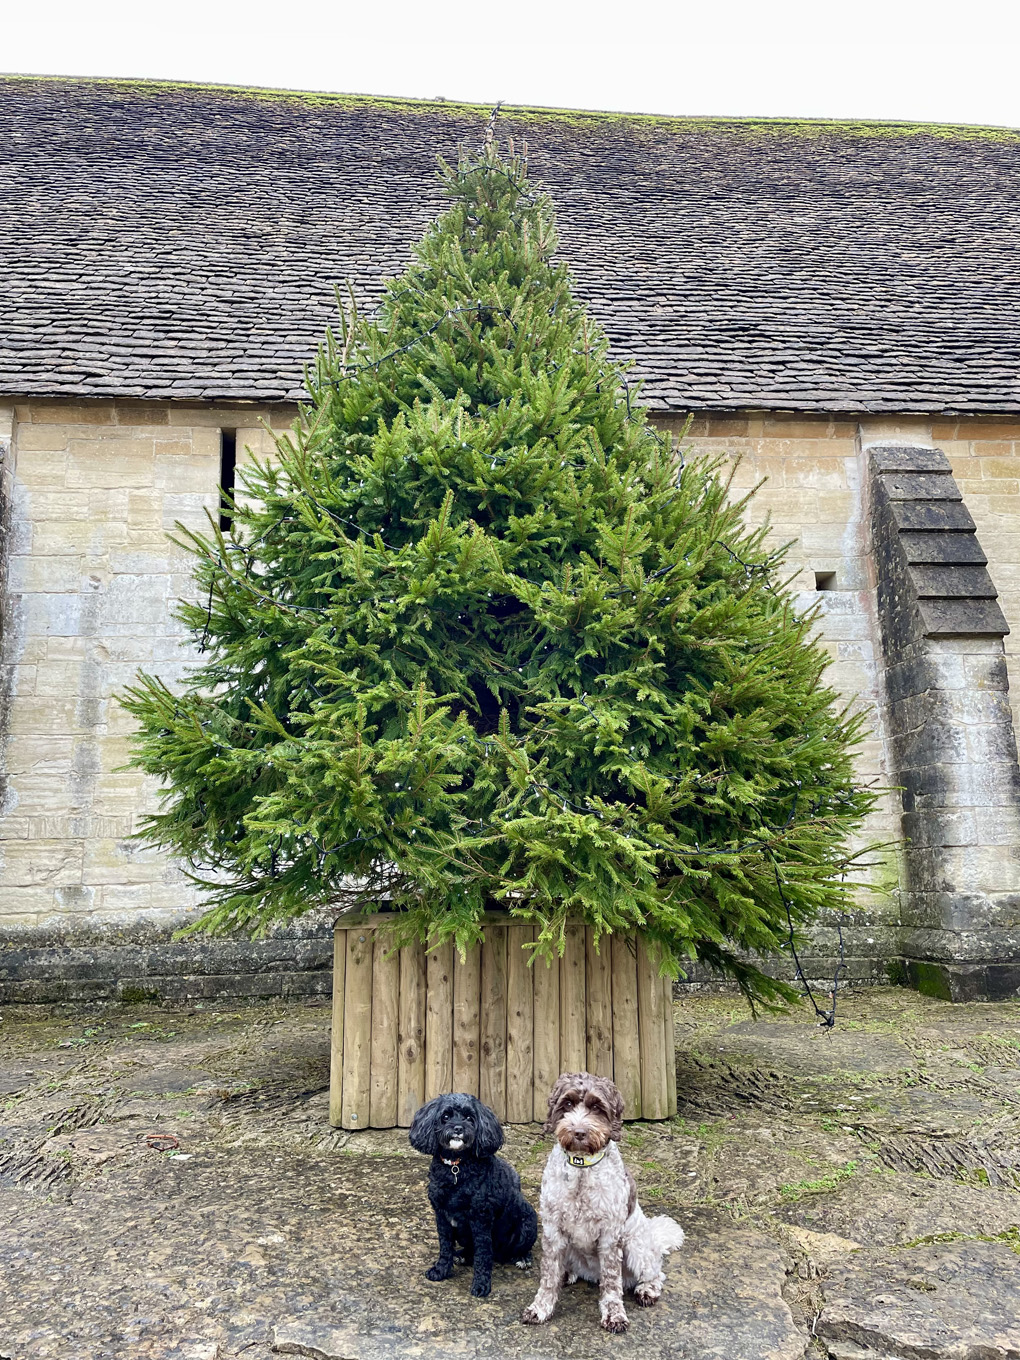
409 1093 538 1297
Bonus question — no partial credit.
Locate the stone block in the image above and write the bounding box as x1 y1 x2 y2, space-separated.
25 491 92 521
16 449 69 484
918 597 1009 637
869 445 952 474
28 403 117 425
167 406 263 428
3 736 76 775
904 958 1020 1000
65 443 155 489
7 696 84 735
901 808 977 849
910 563 997 598
16 425 74 452
897 530 988 565
963 651 1010 690
0 839 83 887
891 718 967 771
934 890 1020 930
32 519 127 553
8 555 84 593
880 471 960 502
965 723 1020 764
162 492 218 527
888 500 975 531
20 592 83 637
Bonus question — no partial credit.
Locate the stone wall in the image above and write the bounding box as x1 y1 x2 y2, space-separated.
0 400 334 1001
2 400 1019 1002
654 413 904 988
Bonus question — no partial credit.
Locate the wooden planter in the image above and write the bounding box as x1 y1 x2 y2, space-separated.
328 915 676 1129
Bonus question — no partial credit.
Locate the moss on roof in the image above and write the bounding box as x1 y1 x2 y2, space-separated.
5 71 1020 141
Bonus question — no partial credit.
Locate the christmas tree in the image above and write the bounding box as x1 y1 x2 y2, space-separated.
122 137 877 1005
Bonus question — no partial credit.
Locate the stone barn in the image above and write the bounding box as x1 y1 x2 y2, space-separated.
2 76 1019 1003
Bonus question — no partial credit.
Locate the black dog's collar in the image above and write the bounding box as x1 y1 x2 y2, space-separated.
441 1156 462 1182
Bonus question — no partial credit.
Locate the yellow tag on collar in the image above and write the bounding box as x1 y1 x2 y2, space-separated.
563 1147 608 1169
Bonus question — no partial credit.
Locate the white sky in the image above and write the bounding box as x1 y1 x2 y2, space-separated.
5 0 1020 129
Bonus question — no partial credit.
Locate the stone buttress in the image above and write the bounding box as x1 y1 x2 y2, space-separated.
869 443 1020 999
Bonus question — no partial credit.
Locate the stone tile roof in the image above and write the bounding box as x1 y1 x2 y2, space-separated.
3 77 1020 414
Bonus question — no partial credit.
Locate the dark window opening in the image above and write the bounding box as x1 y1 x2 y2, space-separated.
814 570 837 591
219 429 236 532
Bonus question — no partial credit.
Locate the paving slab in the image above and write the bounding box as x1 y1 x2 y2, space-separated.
817 1239 1020 1360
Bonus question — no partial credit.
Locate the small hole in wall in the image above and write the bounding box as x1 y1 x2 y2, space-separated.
814 571 837 591
219 429 236 532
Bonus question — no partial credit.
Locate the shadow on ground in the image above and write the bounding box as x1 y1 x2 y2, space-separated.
0 988 1017 1360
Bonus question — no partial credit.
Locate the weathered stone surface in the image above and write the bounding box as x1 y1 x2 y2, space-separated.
898 531 988 565
3 989 1019 1359
880 471 961 502
273 1212 805 1360
868 446 953 475
817 1241 1020 1360
918 596 1010 637
888 501 976 532
910 564 998 599
870 445 1020 990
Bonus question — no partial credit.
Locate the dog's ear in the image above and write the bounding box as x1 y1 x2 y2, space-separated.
542 1072 578 1135
471 1097 504 1156
408 1097 441 1154
603 1078 626 1141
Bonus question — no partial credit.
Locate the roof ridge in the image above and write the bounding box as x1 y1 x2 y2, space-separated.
2 72 1019 140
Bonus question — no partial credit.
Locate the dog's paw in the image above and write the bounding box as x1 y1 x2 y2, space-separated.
564 1271 579 1286
520 1305 545 1326
634 1282 660 1307
514 1255 533 1270
425 1262 454 1282
470 1276 492 1298
601 1306 629 1333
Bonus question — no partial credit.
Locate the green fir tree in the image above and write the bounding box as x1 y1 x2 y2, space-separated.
122 140 878 1005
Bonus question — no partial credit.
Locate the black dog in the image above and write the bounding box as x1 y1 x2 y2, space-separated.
409 1093 538 1297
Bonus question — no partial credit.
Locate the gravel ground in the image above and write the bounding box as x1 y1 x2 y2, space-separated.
1 986 1017 1360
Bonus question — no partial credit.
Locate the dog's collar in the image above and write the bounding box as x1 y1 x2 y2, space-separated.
562 1147 608 1169
441 1155 462 1181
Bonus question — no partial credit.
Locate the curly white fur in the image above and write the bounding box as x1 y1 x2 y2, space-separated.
523 1141 685 1332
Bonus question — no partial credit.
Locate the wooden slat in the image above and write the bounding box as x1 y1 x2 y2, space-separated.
453 945 481 1096
370 934 400 1127
424 943 454 1102
397 940 427 1126
505 925 534 1123
559 922 587 1073
636 933 669 1120
479 926 508 1120
585 927 614 1081
662 971 677 1118
340 927 374 1130
328 924 347 1127
610 934 641 1119
532 945 560 1122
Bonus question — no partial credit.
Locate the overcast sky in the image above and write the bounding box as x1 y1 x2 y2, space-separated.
5 0 1019 130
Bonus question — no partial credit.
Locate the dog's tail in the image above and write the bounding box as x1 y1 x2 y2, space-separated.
648 1214 685 1256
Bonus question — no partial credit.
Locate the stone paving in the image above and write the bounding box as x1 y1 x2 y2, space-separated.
0 987 1018 1360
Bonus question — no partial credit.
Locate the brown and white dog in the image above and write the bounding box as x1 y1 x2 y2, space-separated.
521 1071 684 1333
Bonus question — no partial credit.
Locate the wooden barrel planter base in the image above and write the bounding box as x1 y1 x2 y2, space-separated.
329 915 677 1129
